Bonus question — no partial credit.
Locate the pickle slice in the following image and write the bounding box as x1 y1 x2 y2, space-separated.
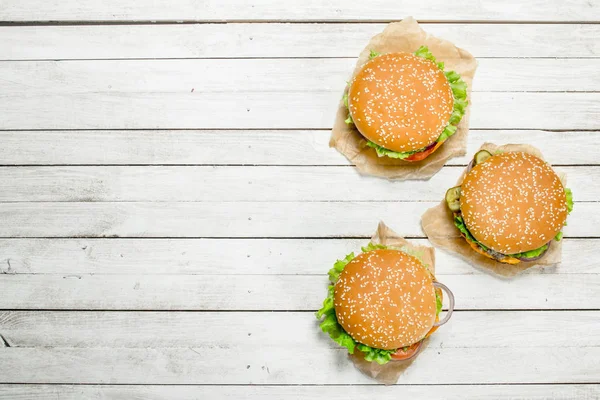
473 150 492 165
445 186 462 212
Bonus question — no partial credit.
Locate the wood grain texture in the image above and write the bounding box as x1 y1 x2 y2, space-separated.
0 165 591 202
2 61 600 130
1 238 597 275
2 24 599 60
0 273 597 310
1 0 597 22
1 130 598 166
0 385 598 400
4 59 599 92
0 201 592 238
1 346 598 384
1 311 598 348
3 91 599 130
1 2 598 392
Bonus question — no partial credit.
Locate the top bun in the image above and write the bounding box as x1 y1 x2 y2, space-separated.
334 249 437 350
348 52 453 153
460 151 568 254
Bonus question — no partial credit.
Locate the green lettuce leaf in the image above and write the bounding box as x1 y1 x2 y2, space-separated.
435 291 442 317
414 46 444 69
316 285 358 355
369 49 381 59
361 242 387 253
554 188 573 242
327 252 355 283
356 344 395 364
342 92 354 125
365 141 427 159
565 188 573 213
359 46 468 159
554 231 564 241
317 242 436 365
454 215 488 251
510 244 549 259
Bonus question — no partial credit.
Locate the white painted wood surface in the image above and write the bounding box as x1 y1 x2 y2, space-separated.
3 91 599 131
1 238 599 275
0 166 595 202
1 0 597 22
0 2 598 398
0 201 595 238
0 385 598 400
2 24 599 60
5 59 598 92
2 273 599 310
2 346 599 384
1 130 598 166
2 59 600 129
2 311 599 348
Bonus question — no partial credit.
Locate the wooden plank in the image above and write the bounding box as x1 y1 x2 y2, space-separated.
3 59 599 93
1 311 598 348
3 91 598 130
0 0 597 22
0 385 597 400
2 24 599 60
0 166 590 202
0 201 593 238
2 61 600 130
0 273 597 310
1 238 597 276
1 346 598 384
0 130 597 166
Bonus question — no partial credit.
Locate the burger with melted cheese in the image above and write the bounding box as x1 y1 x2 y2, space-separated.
445 150 574 264
342 47 468 162
316 243 454 364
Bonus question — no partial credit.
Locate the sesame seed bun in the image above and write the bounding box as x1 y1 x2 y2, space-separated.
460 152 568 255
348 52 454 153
333 249 437 350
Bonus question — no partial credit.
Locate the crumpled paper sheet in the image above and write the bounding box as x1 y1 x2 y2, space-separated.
349 221 438 384
330 17 478 180
421 143 566 277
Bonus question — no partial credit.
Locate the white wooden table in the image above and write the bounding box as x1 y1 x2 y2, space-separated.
0 2 599 399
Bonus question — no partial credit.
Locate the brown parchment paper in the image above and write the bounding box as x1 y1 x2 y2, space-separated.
421 143 566 277
330 17 478 180
349 221 437 384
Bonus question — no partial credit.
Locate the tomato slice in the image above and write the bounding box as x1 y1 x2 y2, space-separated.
404 141 443 162
390 341 423 361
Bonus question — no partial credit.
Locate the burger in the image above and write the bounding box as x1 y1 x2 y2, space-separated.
445 150 574 264
316 243 454 364
342 47 468 162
